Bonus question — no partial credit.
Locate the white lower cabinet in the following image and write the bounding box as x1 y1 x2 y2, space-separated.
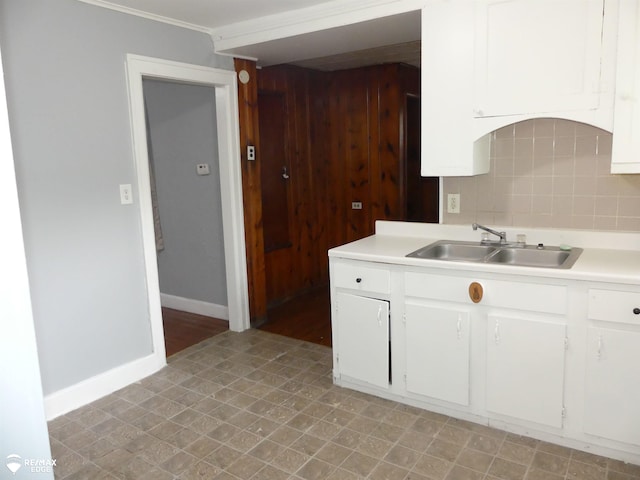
334 292 390 389
486 314 567 428
404 302 470 405
584 327 640 446
583 287 640 446
330 257 640 464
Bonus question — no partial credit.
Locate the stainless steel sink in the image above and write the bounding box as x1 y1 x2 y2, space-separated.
407 241 497 262
407 240 583 269
485 246 581 269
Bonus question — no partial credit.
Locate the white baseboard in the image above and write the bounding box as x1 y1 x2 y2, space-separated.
160 293 229 321
44 352 166 420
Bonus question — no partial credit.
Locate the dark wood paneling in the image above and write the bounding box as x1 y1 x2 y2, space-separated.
239 61 436 312
258 66 324 305
376 64 403 221
234 59 267 323
338 67 373 243
258 91 291 252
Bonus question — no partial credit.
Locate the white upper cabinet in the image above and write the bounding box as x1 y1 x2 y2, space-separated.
474 0 605 118
421 0 619 176
421 1 491 176
611 0 640 174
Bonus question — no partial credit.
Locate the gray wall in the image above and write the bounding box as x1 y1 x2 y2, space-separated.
144 79 228 306
0 0 233 395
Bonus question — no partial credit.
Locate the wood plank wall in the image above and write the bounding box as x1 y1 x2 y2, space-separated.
257 66 328 304
234 59 267 322
317 64 421 248
236 61 422 315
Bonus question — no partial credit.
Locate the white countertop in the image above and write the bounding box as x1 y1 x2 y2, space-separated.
329 222 640 285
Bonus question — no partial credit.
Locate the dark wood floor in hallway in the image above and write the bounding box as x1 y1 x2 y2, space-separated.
162 286 332 357
162 307 229 357
259 286 332 347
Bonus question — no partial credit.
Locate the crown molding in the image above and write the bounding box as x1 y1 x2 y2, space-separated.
211 0 426 53
76 0 212 34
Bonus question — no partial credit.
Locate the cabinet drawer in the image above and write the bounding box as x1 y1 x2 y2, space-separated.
405 272 567 315
333 262 390 295
588 289 640 325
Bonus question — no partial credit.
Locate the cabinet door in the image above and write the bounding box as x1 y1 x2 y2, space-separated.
486 315 566 427
584 327 640 445
611 1 640 174
405 303 470 406
474 0 604 117
421 1 491 176
335 292 389 389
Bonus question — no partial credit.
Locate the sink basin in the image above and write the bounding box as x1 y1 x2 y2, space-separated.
485 246 582 269
407 241 583 269
407 241 497 262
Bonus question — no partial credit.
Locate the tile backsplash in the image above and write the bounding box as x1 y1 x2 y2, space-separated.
442 118 640 232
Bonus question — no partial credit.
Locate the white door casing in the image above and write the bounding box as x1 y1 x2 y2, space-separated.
125 54 250 363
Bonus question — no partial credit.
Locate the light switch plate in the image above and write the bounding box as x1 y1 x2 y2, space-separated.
120 184 133 205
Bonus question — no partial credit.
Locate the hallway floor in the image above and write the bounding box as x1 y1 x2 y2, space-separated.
49 328 640 479
163 308 229 357
259 286 332 347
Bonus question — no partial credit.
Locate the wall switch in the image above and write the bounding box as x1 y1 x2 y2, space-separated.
247 145 256 161
196 163 210 175
447 193 460 214
120 184 133 205
352 201 363 210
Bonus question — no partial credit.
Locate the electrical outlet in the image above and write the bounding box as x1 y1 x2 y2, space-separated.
352 201 363 210
196 163 210 175
447 194 460 214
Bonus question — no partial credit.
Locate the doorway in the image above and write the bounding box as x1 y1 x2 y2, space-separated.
142 78 230 356
126 54 250 365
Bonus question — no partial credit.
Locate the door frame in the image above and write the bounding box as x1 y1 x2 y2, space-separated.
126 54 250 360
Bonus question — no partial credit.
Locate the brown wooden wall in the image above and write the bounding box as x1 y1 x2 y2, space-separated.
236 61 425 316
257 66 328 304
317 64 421 248
234 59 267 322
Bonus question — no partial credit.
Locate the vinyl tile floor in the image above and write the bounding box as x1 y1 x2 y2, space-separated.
48 329 640 480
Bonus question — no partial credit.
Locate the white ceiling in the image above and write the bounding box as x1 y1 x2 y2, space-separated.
84 0 421 70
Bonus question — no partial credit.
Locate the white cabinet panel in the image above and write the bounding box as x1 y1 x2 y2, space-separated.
405 302 471 405
588 289 640 325
486 315 566 428
333 262 391 295
584 327 640 445
405 272 567 315
421 0 614 177
611 1 640 174
474 0 604 117
335 292 389 389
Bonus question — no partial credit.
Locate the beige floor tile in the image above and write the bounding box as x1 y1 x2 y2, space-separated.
47 329 640 480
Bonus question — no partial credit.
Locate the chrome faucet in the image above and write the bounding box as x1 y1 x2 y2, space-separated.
472 223 507 244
